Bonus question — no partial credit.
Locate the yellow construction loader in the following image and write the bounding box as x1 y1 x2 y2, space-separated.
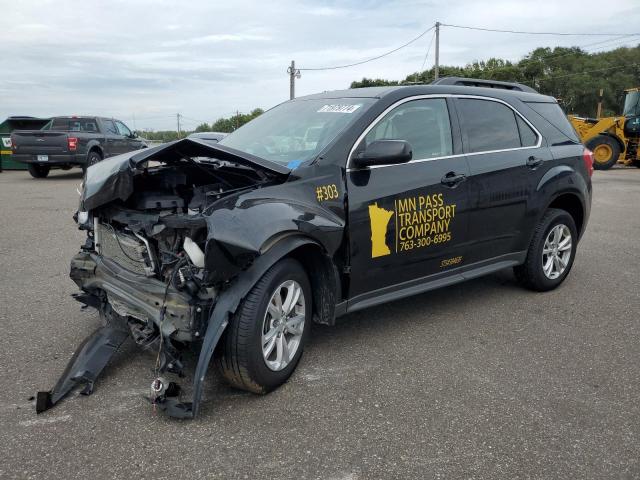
569 87 640 170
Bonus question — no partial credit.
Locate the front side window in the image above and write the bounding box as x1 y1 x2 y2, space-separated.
102 120 118 135
219 98 375 165
115 121 132 137
361 98 453 160
457 99 522 153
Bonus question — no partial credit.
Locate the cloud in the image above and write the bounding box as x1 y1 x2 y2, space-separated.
161 33 271 47
0 0 639 130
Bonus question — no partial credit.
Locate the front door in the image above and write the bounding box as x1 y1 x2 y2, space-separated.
346 97 470 302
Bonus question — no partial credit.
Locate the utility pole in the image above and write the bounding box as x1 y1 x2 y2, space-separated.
176 113 181 138
596 88 604 119
287 60 301 100
235 110 240 130
434 21 440 80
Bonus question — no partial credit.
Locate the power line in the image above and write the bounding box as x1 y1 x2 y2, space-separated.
441 23 640 36
420 29 436 73
533 62 640 83
525 35 640 64
299 24 436 71
427 34 640 79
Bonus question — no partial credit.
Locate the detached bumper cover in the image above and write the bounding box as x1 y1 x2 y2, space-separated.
36 325 128 413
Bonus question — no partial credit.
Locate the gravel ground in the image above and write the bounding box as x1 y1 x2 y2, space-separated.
0 167 638 480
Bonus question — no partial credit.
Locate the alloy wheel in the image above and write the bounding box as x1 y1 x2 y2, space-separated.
542 224 572 280
261 280 306 371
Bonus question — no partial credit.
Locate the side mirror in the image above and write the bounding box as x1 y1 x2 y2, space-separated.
130 131 139 138
352 140 412 168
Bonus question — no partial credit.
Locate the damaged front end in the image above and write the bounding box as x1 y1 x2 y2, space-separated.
37 138 293 418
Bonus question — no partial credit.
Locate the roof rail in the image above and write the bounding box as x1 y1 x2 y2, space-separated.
430 76 538 93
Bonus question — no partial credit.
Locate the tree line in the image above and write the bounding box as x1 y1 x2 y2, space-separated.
140 109 264 142
351 44 640 117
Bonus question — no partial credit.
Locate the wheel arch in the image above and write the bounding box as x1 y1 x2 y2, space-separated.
286 241 341 326
545 192 585 239
87 143 104 159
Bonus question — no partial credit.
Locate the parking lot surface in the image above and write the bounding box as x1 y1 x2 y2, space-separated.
0 168 638 479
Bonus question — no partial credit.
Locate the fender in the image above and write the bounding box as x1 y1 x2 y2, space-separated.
203 189 345 283
536 165 589 213
156 235 321 419
520 165 590 248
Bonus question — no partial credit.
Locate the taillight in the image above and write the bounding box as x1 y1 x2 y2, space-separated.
582 148 594 177
68 137 78 151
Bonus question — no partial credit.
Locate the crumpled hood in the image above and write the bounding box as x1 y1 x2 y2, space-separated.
81 137 290 211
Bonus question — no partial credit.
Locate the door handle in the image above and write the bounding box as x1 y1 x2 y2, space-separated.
526 156 543 169
441 172 466 187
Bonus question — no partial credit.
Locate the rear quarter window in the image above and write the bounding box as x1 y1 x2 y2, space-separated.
526 102 580 143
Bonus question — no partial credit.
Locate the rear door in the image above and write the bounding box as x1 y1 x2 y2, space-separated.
454 96 552 264
346 97 470 301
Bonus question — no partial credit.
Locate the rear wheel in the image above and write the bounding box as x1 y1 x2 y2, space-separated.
86 151 102 167
27 164 50 178
217 258 311 393
585 135 620 170
514 208 578 291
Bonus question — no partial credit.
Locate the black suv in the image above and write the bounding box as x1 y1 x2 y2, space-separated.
37 78 592 419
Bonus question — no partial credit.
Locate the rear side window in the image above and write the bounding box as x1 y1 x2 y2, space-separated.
526 102 580 142
457 99 521 152
363 98 453 160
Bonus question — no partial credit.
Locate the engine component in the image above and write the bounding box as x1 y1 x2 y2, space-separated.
184 236 205 268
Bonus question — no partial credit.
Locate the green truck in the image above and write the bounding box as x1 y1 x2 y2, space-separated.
0 116 51 171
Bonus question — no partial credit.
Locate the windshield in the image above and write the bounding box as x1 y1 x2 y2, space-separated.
219 98 375 165
623 91 640 117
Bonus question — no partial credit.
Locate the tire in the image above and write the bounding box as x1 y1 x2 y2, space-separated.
27 164 50 178
514 208 578 292
585 135 620 170
217 258 311 393
86 150 102 167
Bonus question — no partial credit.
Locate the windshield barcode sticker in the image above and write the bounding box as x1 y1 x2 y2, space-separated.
317 104 361 113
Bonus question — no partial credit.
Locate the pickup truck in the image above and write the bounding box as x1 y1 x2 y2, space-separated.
11 116 147 178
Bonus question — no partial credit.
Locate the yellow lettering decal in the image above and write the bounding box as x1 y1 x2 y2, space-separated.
369 192 457 257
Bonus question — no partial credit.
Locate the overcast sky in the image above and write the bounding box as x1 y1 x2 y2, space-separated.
1 0 639 130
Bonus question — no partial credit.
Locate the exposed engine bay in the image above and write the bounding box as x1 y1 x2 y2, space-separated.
37 138 295 418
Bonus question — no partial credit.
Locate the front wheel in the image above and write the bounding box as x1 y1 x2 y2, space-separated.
27 164 50 178
217 258 311 393
514 209 578 291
